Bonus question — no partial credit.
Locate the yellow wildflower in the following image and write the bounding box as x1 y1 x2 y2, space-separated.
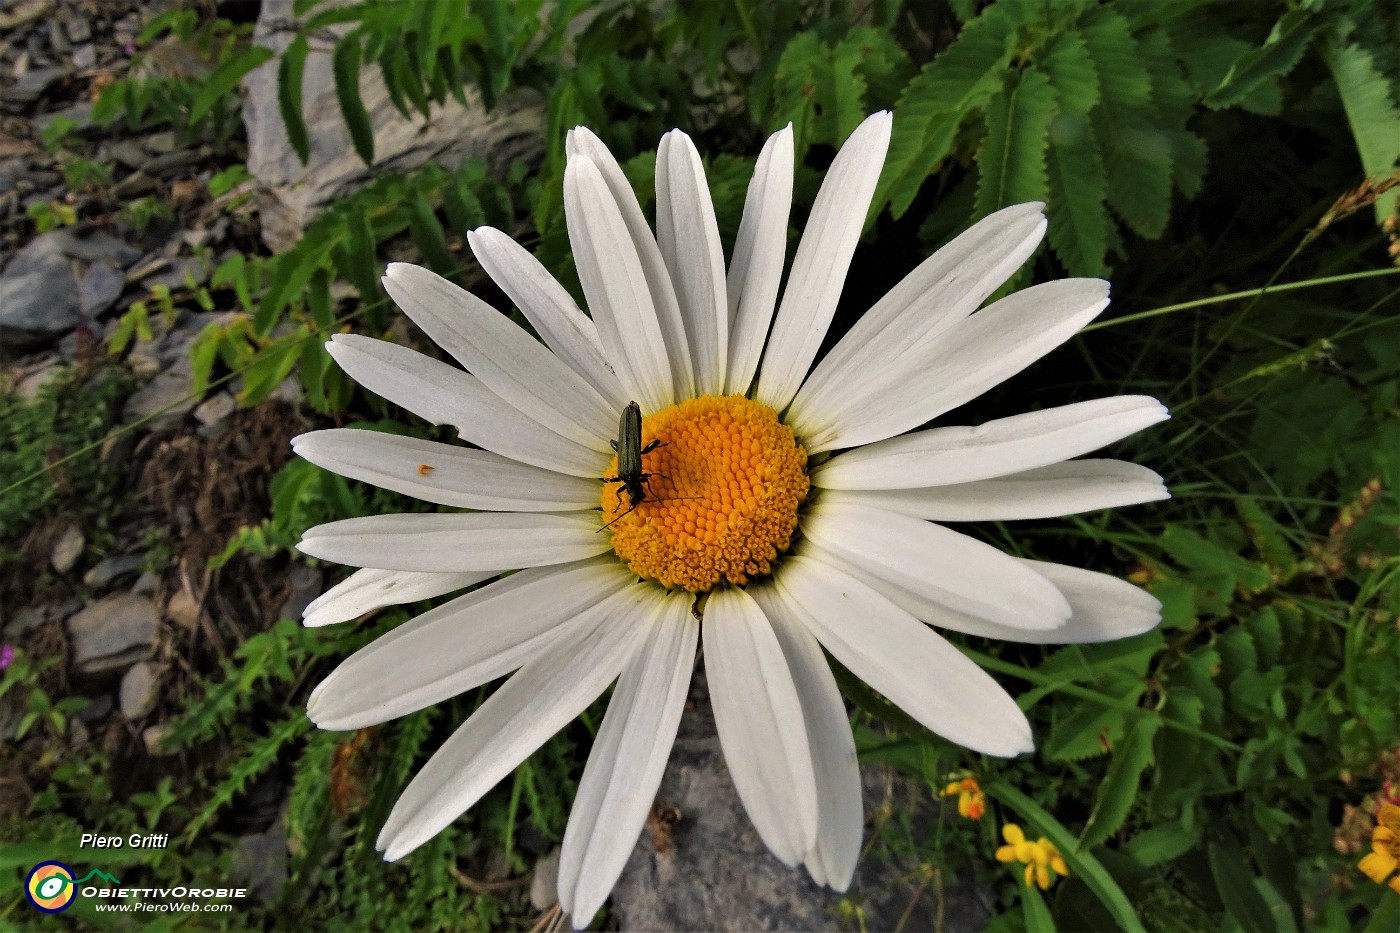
996 823 1070 890
1359 804 1400 893
940 777 986 820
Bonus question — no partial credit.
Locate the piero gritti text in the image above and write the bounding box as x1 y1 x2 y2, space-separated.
80 833 170 849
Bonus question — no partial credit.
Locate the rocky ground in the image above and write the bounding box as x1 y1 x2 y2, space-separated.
0 1 990 927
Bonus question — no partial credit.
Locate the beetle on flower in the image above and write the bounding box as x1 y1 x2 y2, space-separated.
292 111 1169 926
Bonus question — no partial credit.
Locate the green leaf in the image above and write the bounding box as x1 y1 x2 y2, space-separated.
1160 526 1273 593
190 46 274 126
278 35 311 164
1124 824 1196 867
1021 885 1055 931
878 4 1017 218
1207 842 1274 933
1046 111 1109 275
409 190 455 273
1041 29 1100 115
1080 714 1161 848
1319 41 1400 222
333 37 375 165
1204 8 1319 111
988 782 1147 933
975 68 1057 217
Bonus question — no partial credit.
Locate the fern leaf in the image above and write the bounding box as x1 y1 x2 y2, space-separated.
1081 10 1151 112
1320 41 1400 222
1204 8 1319 111
975 69 1057 218
1046 111 1109 275
827 33 870 143
877 4 1018 218
767 31 825 150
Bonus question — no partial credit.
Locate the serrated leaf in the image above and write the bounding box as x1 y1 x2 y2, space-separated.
1080 714 1161 849
1320 41 1400 222
988 782 1148 933
767 30 825 149
975 69 1057 217
333 37 375 165
1081 10 1151 112
827 34 869 142
1160 526 1274 593
877 5 1017 218
190 46 275 127
1205 8 1319 110
278 35 311 164
1042 30 1100 115
1046 111 1109 274
1044 669 1145 761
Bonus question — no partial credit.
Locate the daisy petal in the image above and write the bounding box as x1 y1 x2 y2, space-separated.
568 128 694 400
803 499 1070 629
749 583 862 891
657 130 728 395
383 263 616 448
558 591 698 924
776 556 1033 756
326 335 607 477
725 124 793 396
296 512 610 572
293 429 599 511
303 568 494 628
792 203 1046 423
565 153 676 412
467 226 629 410
308 559 633 730
808 546 1161 645
802 278 1111 454
704 587 819 865
376 585 651 861
811 396 1170 490
826 461 1170 520
757 112 892 413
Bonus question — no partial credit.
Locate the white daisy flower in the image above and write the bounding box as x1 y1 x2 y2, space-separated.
294 111 1169 925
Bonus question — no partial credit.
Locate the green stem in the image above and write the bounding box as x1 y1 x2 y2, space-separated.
1082 267 1400 332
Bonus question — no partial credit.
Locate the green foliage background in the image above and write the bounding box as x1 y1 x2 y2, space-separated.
3 0 1398 930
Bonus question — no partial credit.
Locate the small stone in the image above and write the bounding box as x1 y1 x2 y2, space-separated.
165 589 201 630
0 65 63 104
530 847 561 912
278 563 322 621
70 45 95 71
122 360 196 432
51 524 84 573
78 261 124 316
143 130 176 154
66 592 159 674
16 362 64 402
68 717 89 748
230 828 288 904
5 605 48 636
119 661 159 719
65 16 92 44
82 553 144 588
193 391 236 427
132 571 159 596
142 723 172 756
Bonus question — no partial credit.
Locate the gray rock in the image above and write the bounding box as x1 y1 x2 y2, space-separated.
78 260 125 316
82 553 144 588
132 571 159 596
71 45 95 71
1 65 64 104
0 230 139 350
164 589 201 630
230 827 288 905
609 674 990 932
66 593 159 674
241 0 542 250
74 692 113 724
193 391 236 427
5 605 48 636
142 722 172 756
530 847 561 912
278 563 323 622
122 359 196 432
16 361 65 402
65 15 92 44
119 661 159 719
51 523 84 573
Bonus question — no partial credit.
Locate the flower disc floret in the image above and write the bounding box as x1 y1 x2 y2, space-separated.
601 395 808 592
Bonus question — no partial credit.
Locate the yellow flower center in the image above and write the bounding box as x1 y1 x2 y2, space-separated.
600 395 808 592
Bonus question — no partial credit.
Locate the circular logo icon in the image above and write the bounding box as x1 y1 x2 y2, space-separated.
26 861 77 913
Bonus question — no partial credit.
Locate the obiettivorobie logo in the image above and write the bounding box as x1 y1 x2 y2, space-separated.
24 861 122 913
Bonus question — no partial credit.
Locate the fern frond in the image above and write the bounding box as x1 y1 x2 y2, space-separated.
975 69 1057 218
1046 112 1110 276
